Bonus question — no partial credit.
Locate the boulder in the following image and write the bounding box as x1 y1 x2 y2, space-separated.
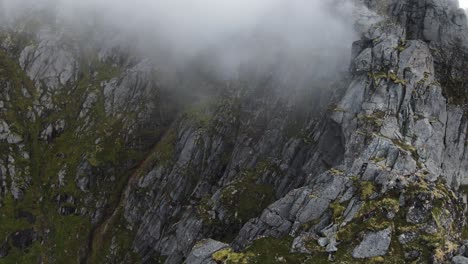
352 228 392 259
186 239 229 264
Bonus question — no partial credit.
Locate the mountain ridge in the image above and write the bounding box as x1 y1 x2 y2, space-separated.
0 0 467 263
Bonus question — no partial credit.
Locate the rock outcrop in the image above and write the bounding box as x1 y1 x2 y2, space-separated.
0 0 467 264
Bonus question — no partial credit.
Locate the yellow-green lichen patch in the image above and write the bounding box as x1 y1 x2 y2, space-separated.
359 181 376 200
330 202 346 220
392 139 418 160
387 72 407 85
368 71 388 84
395 45 406 52
324 176 462 264
358 111 386 128
329 168 345 176
212 248 253 264
213 237 316 264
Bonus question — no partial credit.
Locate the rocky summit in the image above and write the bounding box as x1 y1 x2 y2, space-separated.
0 0 468 263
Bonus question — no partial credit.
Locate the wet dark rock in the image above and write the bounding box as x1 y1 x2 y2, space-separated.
406 202 432 224
10 229 34 250
458 240 468 257
405 250 421 261
398 232 418 245
0 239 9 258
15 210 35 224
59 206 77 216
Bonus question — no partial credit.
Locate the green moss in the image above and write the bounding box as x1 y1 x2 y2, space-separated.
220 168 274 226
212 248 253 264
396 45 406 52
204 161 277 242
0 36 152 262
358 111 386 128
431 207 443 228
213 237 315 264
371 156 386 163
227 177 460 264
299 219 321 233
388 72 407 85
330 178 460 264
370 256 385 263
88 209 140 264
368 71 406 85
368 72 388 83
392 139 418 160
329 168 344 176
462 225 468 240
197 197 214 222
360 181 376 200
330 202 346 220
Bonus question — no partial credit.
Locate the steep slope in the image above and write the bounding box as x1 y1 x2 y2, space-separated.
0 12 175 263
0 0 467 264
94 0 468 263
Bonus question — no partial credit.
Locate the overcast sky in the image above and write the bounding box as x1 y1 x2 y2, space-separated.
461 0 468 8
56 0 357 82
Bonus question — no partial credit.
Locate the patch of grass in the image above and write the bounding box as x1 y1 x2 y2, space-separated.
0 34 156 262
368 72 388 83
213 237 316 264
212 248 253 264
329 168 344 176
392 139 418 160
330 202 346 220
220 166 275 226
360 181 376 200
388 72 407 85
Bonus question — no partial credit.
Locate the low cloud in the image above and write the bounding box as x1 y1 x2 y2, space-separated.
1 0 357 86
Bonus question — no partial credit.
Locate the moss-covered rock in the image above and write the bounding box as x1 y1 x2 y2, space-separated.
218 163 275 226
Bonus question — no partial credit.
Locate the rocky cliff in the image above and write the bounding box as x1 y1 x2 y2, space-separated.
0 0 468 264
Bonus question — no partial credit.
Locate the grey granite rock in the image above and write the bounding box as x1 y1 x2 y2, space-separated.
185 239 228 264
352 228 392 258
398 232 418 245
0 0 466 263
453 256 468 264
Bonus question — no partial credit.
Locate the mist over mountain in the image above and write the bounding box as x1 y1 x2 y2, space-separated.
0 0 467 264
1 0 356 84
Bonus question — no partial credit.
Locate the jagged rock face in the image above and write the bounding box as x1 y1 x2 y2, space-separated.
390 0 468 44
92 1 468 263
176 1 468 263
0 11 170 263
0 1 467 264
116 86 346 263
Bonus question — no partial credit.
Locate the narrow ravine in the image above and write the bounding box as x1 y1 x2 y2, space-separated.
83 126 175 264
